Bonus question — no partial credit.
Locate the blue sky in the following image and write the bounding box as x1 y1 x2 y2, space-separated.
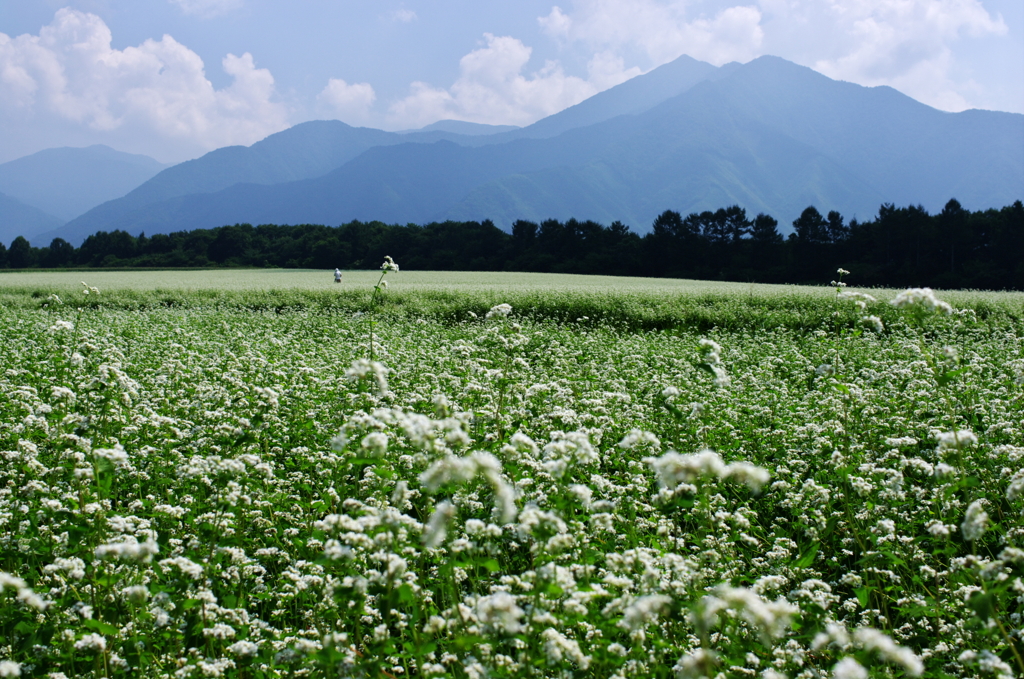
1 0 1021 164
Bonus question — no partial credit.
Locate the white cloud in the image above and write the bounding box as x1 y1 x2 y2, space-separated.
799 0 1007 111
387 33 638 128
390 9 418 23
538 1 764 66
538 0 1012 112
168 0 244 18
0 9 289 159
317 78 377 125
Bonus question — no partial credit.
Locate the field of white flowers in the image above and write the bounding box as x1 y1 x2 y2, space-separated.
0 268 1022 679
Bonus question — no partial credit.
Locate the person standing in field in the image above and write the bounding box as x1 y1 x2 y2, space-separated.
334 268 342 283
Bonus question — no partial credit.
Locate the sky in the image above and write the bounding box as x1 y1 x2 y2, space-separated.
1 0 1021 164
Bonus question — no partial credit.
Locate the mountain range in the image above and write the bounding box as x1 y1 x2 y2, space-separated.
10 54 1023 247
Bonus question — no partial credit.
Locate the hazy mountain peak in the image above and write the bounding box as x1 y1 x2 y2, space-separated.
39 54 1022 247
0 145 168 223
415 120 521 135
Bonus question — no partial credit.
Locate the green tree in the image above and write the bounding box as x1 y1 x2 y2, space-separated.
750 213 782 245
44 238 75 268
8 236 33 269
793 206 829 244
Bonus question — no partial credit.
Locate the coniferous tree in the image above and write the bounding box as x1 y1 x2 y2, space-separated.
8 236 33 269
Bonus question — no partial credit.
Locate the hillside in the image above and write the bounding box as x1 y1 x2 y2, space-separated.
48 54 730 245
0 192 65 246
0 145 167 224
41 56 1023 244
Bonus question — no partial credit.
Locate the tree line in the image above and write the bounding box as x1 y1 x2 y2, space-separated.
2 198 1021 289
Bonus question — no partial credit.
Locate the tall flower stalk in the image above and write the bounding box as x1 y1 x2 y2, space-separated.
367 256 399 361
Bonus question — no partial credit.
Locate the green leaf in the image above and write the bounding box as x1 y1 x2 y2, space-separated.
967 592 995 621
794 542 819 568
396 584 415 604
83 619 120 636
854 587 871 608
937 368 967 386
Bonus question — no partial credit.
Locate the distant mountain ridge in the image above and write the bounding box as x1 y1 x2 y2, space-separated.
45 54 732 245
37 55 1024 245
0 192 65 246
0 145 167 226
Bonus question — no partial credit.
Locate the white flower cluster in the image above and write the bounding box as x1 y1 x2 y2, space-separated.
343 358 390 397
697 338 730 387
485 303 512 319
645 449 771 493
94 536 159 563
837 290 877 311
696 585 799 640
0 572 47 610
853 628 924 676
380 255 399 272
891 287 953 315
960 500 989 542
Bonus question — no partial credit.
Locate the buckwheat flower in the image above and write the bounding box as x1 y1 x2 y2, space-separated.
965 650 1014 679
961 500 989 542
158 556 204 579
0 573 26 592
227 641 259 658
345 359 389 397
646 449 725 489
1006 472 1024 502
837 268 851 276
0 661 20 677
838 291 877 311
420 455 477 491
860 315 884 332
698 338 723 362
620 594 672 631
95 537 159 563
254 386 279 409
607 643 627 657
476 592 525 634
123 585 149 604
816 364 835 377
618 429 661 451
485 303 512 319
0 572 47 610
360 432 388 457
832 657 867 679
74 633 107 653
203 623 236 639
423 500 455 549
673 648 717 679
705 586 799 639
380 256 399 272
853 628 923 676
16 588 46 610
891 287 952 315
50 320 74 332
724 461 771 493
710 364 730 387
93 444 130 468
935 430 977 452
541 628 590 669
927 521 951 538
